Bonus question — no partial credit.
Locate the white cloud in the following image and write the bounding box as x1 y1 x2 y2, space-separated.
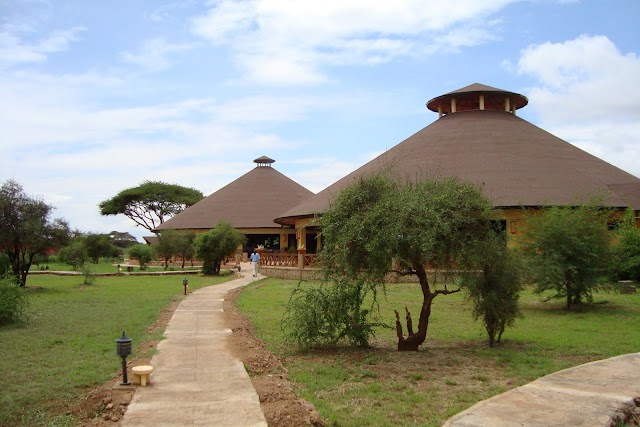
121 37 195 71
517 34 640 178
191 0 517 85
0 26 86 68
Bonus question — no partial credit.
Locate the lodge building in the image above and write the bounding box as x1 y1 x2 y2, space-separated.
156 83 640 259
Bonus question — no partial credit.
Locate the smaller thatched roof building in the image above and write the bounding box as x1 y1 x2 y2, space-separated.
155 156 314 252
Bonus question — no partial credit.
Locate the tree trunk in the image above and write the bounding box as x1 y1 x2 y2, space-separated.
395 266 433 351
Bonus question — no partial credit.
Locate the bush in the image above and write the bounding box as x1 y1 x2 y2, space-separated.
81 265 96 285
57 241 88 270
0 253 10 276
127 244 156 270
282 280 384 349
0 275 28 325
611 212 640 281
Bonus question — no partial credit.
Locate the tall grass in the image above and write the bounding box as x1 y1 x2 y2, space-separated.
238 279 640 426
0 273 231 426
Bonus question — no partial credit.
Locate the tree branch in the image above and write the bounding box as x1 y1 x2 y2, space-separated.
432 288 462 297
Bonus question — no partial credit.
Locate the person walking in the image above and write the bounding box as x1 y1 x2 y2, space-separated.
250 249 261 277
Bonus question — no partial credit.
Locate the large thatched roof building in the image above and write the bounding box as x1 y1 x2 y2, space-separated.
276 83 640 248
155 156 313 253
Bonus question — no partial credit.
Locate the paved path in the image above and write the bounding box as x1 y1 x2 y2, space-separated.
122 267 267 427
119 264 639 427
444 352 640 427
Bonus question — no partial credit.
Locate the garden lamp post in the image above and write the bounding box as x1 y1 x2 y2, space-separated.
183 277 188 295
115 331 132 385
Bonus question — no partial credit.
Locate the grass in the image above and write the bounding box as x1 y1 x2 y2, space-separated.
0 272 232 426
238 278 640 427
30 258 201 274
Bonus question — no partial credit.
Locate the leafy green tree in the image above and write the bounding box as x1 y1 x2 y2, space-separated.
127 244 156 270
611 210 640 281
292 173 495 351
57 241 89 270
174 231 196 268
99 181 203 231
108 231 138 249
156 230 180 270
0 180 71 286
465 234 523 347
84 233 118 263
522 203 611 309
195 221 245 275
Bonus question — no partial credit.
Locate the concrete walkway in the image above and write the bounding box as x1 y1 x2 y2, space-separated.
444 352 640 427
119 264 639 427
121 266 267 427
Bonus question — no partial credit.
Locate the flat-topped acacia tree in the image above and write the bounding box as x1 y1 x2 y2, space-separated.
320 173 495 351
99 181 203 232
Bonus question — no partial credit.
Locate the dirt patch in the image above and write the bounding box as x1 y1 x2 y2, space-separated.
72 288 323 426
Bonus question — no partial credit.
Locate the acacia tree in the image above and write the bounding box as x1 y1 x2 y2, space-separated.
84 233 118 263
522 203 611 310
99 181 203 232
195 221 245 275
0 180 71 286
315 173 495 351
108 231 138 249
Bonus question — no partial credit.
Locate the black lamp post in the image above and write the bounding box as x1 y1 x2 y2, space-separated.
183 277 188 295
115 331 132 385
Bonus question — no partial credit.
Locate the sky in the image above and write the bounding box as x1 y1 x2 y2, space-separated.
1 0 639 242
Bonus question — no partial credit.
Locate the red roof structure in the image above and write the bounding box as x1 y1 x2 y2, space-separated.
156 157 313 231
276 83 640 225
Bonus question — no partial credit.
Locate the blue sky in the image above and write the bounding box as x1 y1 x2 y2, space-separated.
2 0 639 241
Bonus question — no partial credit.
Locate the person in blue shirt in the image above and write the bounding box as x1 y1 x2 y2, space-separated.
250 249 261 277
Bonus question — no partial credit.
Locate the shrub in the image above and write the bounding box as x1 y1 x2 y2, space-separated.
57 241 88 270
81 265 96 285
465 237 523 347
0 253 10 276
282 280 384 349
127 244 156 270
0 275 28 325
611 212 640 281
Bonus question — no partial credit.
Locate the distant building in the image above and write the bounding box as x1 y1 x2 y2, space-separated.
154 156 313 254
276 83 640 249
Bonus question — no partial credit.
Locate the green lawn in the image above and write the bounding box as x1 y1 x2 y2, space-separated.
30 259 200 274
0 273 232 426
238 279 640 427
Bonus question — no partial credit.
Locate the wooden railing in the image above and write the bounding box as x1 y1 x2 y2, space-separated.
260 253 319 268
261 253 297 267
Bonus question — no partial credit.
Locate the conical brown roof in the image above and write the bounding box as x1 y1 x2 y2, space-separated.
276 85 640 224
156 158 313 230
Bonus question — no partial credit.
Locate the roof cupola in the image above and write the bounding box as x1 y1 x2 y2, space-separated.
427 83 528 118
254 155 275 167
